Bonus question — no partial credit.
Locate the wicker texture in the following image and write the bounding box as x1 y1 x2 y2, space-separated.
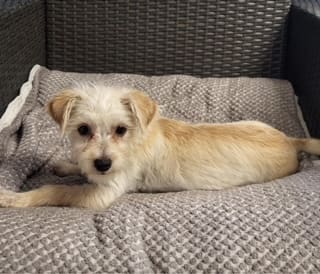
0 0 45 116
46 0 290 78
287 0 320 138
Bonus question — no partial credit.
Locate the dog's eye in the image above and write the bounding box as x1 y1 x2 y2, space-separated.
78 125 91 136
115 126 127 136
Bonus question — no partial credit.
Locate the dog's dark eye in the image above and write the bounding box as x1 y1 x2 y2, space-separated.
78 125 91 136
115 126 127 136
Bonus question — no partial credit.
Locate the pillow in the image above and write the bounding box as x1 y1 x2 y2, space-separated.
0 66 308 191
37 68 306 134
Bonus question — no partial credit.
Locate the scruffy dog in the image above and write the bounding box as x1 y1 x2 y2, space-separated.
0 84 319 209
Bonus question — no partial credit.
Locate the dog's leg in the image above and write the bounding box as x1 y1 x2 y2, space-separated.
0 184 123 209
53 161 81 177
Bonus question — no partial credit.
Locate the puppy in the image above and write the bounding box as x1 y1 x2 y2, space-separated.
0 84 319 209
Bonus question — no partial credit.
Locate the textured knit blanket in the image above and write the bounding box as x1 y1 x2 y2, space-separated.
0 66 319 273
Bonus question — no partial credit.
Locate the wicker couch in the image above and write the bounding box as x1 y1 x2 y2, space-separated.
0 0 320 273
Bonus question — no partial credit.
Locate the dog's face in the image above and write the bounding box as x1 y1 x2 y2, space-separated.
48 84 158 183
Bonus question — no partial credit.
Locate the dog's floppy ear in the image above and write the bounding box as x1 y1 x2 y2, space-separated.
48 90 79 134
121 91 158 130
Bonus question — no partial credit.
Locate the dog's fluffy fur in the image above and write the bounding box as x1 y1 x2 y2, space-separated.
0 84 319 209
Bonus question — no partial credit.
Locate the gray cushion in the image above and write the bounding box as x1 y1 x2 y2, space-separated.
0 66 319 273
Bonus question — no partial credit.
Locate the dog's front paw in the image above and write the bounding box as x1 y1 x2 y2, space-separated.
53 161 81 177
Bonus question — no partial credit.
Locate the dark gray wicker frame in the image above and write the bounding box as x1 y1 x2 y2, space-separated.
0 0 319 137
287 0 320 138
0 0 45 115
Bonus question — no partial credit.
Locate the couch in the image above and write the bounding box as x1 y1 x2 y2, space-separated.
0 0 319 272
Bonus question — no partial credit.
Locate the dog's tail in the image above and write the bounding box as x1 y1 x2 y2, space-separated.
290 138 320 155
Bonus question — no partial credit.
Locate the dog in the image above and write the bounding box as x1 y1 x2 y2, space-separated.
0 83 319 209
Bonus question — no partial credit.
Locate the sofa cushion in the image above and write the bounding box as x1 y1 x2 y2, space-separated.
0 66 318 273
0 65 308 191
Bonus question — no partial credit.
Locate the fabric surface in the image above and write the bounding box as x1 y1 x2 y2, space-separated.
0 66 319 272
1 169 320 273
0 65 40 132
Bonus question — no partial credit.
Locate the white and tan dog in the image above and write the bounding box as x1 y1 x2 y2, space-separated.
0 84 319 209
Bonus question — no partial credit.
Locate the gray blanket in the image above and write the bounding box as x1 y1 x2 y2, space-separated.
0 66 319 273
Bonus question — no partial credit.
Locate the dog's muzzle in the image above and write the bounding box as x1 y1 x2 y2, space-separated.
94 158 112 172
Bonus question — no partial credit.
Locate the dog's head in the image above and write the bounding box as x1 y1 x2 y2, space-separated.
48 83 158 183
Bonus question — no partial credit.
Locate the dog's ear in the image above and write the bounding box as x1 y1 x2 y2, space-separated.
48 90 79 134
121 91 158 130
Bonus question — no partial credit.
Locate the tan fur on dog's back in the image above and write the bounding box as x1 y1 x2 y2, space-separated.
139 119 299 191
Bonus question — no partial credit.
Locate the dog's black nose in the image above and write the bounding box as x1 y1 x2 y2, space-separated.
94 158 112 172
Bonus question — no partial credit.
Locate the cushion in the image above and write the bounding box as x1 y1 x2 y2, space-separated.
0 65 310 190
0 66 319 273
